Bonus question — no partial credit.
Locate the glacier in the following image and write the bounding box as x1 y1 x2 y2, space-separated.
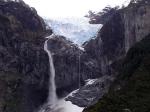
45 17 101 45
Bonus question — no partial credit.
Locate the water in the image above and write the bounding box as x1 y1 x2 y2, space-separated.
78 54 81 88
39 38 83 112
44 39 57 105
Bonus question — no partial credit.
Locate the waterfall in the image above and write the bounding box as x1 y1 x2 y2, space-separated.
44 39 57 105
78 54 81 88
38 37 83 112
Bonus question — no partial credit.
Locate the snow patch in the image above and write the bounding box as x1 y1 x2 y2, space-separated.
78 46 85 51
66 89 79 97
85 79 98 85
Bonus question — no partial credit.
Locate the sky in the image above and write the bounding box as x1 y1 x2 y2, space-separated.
23 0 130 18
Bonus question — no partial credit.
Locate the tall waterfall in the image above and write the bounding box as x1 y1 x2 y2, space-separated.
38 37 83 112
44 39 57 105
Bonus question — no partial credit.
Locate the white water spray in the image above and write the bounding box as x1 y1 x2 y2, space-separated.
44 39 57 105
38 37 83 112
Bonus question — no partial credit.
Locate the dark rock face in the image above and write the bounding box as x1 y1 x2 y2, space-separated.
123 1 150 52
85 1 150 76
66 76 114 107
67 1 150 108
85 11 125 77
0 1 52 112
65 12 125 107
83 34 150 112
0 1 101 111
47 35 101 97
1 0 150 111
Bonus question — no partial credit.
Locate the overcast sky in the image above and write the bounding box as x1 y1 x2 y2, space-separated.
23 0 130 18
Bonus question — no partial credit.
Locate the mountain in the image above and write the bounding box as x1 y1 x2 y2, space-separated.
66 0 150 109
46 35 102 97
83 34 150 112
0 1 52 112
0 0 150 112
81 0 150 111
45 18 101 45
0 1 102 112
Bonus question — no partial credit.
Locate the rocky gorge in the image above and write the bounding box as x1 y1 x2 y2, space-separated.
0 0 150 112
0 0 101 112
46 35 102 97
82 0 150 111
66 0 150 108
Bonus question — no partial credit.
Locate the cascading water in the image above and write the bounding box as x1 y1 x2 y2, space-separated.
44 39 57 105
38 36 83 112
38 38 58 112
78 53 81 88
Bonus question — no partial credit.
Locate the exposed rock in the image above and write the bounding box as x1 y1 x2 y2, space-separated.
47 35 101 97
83 34 150 112
84 11 125 78
66 76 114 107
85 0 150 76
0 1 52 112
0 1 101 111
123 1 150 51
68 0 150 107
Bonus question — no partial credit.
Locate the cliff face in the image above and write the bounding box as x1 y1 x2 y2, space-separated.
0 1 52 112
1 0 150 111
66 0 150 108
0 1 102 111
123 1 150 51
81 0 150 110
47 35 101 97
83 34 150 112
85 0 150 76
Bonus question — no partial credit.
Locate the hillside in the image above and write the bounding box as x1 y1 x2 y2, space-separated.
83 34 150 112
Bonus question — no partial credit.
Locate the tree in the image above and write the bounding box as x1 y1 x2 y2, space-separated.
85 6 119 24
129 0 150 5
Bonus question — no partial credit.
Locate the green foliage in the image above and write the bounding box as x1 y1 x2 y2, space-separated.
84 36 150 112
119 35 150 80
85 6 119 24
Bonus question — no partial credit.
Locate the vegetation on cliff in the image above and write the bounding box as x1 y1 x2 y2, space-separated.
85 6 119 24
86 0 150 25
83 35 150 112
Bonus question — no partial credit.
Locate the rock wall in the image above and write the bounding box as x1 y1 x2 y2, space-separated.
123 1 150 51
47 35 101 97
84 11 125 76
83 33 150 112
0 1 52 112
67 0 150 108
85 0 150 76
0 1 102 111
